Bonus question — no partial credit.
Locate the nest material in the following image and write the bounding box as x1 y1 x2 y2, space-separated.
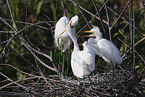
0 69 144 97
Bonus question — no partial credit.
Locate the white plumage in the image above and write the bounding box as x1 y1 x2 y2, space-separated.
59 18 97 78
71 41 97 78
54 15 79 52
83 25 122 65
54 16 71 52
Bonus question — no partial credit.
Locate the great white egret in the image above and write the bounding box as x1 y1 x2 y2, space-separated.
82 26 122 79
59 20 97 80
54 15 79 52
82 26 122 64
54 16 70 52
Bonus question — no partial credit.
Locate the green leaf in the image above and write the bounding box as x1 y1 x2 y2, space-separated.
113 32 120 38
113 29 125 38
119 29 124 36
120 44 127 53
120 21 128 24
135 63 144 74
17 72 26 80
36 0 44 15
135 65 140 70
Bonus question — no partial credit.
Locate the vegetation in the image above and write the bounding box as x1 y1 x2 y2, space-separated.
0 0 145 96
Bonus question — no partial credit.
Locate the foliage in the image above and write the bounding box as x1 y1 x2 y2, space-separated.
0 0 145 96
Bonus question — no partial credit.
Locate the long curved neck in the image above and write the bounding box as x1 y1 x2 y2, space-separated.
70 33 80 51
95 35 102 42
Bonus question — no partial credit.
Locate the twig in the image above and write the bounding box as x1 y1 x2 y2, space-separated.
103 0 111 40
110 0 131 29
20 37 58 72
61 0 66 16
6 0 18 31
73 0 91 29
0 17 53 58
118 38 145 64
70 0 108 24
0 72 29 91
129 0 135 75
91 0 107 38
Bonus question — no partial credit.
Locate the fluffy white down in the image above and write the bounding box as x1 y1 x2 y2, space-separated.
97 38 122 64
71 42 96 78
87 26 122 64
71 51 90 78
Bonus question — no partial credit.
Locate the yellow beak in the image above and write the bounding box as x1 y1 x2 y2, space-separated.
59 29 66 36
59 20 74 36
80 31 94 38
69 20 72 26
81 31 94 33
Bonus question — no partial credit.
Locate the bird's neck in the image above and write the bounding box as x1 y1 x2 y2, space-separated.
73 37 80 51
95 35 102 42
70 33 80 51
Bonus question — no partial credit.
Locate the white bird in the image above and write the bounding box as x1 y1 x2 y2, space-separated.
59 20 97 79
54 15 79 52
82 26 122 65
81 41 98 73
54 16 70 52
82 26 122 79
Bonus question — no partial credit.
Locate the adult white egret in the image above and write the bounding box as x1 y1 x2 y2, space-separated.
54 16 70 52
54 15 79 52
82 26 122 80
59 20 97 80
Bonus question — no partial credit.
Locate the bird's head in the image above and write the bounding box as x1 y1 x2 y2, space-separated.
81 25 102 38
69 15 79 27
58 15 79 37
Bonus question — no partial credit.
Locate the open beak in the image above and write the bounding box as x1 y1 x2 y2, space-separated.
81 31 94 33
80 34 92 38
80 31 94 38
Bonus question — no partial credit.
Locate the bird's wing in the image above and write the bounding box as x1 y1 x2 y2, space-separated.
88 45 98 55
61 37 72 52
54 16 69 37
54 38 60 49
97 39 122 64
54 16 71 52
78 49 95 65
71 51 90 78
78 50 95 72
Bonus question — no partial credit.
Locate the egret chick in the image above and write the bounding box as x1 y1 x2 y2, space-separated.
82 26 122 80
59 22 97 84
82 26 122 64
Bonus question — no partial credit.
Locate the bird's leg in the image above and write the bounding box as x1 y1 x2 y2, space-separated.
105 63 111 74
77 77 80 85
112 63 114 82
111 62 115 82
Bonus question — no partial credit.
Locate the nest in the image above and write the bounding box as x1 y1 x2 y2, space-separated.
0 68 144 97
